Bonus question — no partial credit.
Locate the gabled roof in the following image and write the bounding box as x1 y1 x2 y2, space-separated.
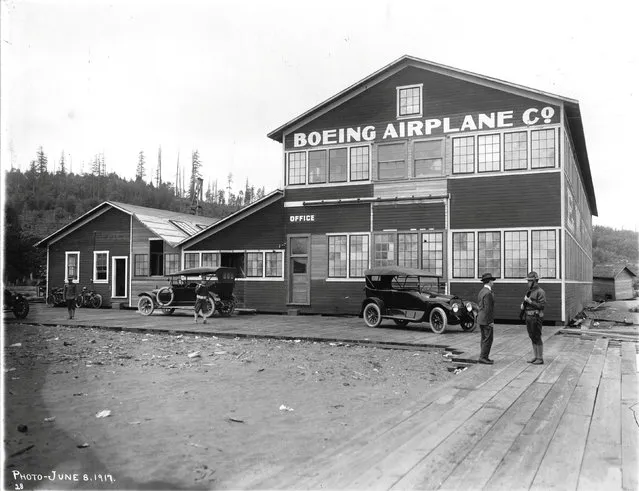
178 189 284 248
35 201 219 248
267 54 597 216
593 264 637 279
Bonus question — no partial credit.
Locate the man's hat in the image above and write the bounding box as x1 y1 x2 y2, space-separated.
481 272 496 283
526 271 540 281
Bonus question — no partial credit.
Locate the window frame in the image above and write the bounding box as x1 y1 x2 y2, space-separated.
477 133 501 173
327 233 370 280
134 254 149 277
349 145 370 182
396 83 423 119
65 251 80 283
164 253 180 275
413 138 444 178
287 151 306 185
532 229 558 279
377 141 407 180
452 136 475 174
503 131 528 171
183 251 200 269
452 232 475 278
93 250 109 284
328 147 348 183
504 230 529 279
308 149 327 184
421 232 444 276
531 128 556 169
477 231 501 278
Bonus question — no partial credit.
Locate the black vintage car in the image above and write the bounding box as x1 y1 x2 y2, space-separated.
4 288 30 319
137 267 237 317
361 267 478 334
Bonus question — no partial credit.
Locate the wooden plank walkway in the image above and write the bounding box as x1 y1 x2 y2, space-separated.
7 305 639 490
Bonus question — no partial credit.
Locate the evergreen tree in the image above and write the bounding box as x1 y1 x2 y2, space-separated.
256 186 265 199
217 189 225 205
58 152 67 175
136 150 146 181
189 150 202 200
156 145 162 187
36 146 48 174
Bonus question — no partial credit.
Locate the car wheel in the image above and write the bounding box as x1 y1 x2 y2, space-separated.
13 300 29 319
156 287 174 307
460 315 477 332
393 319 410 327
218 300 235 317
91 294 103 309
363 303 382 328
137 296 155 316
429 307 447 334
202 297 216 318
161 308 176 315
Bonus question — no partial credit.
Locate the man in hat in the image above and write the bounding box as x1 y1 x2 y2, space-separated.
477 272 496 364
522 271 546 364
63 276 78 320
194 274 210 324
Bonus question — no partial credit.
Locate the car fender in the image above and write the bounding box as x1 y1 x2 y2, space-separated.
137 292 157 303
360 297 385 317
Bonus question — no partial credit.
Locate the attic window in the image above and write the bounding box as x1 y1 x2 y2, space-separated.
170 220 200 236
397 84 423 118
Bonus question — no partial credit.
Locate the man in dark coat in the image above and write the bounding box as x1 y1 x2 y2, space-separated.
477 272 496 364
194 274 210 324
522 271 547 364
63 276 78 320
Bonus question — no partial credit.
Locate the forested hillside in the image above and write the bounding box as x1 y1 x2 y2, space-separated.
3 166 266 283
592 225 639 273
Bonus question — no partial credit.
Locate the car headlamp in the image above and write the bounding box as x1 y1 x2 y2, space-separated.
465 302 473 312
452 303 459 313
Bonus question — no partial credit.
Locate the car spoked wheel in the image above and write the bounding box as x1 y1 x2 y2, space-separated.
460 315 477 332
363 303 382 328
13 300 29 319
203 298 216 318
393 319 409 327
429 307 447 334
137 296 155 316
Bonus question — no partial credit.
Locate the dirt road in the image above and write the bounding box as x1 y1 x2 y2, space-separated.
4 323 455 490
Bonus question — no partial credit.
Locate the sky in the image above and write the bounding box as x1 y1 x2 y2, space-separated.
2 0 638 231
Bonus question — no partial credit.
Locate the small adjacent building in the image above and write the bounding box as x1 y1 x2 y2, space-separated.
593 265 637 301
180 55 598 323
35 201 218 307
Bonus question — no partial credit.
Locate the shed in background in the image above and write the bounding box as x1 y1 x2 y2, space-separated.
592 265 636 301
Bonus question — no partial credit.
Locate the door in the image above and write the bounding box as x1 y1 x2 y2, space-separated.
289 235 310 304
112 256 128 299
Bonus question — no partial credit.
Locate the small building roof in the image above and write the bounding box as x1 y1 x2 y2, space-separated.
35 201 219 248
178 189 284 248
267 54 597 216
593 264 637 279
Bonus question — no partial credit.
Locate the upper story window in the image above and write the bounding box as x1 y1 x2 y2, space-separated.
414 139 443 178
504 131 528 170
329 148 347 183
378 142 407 180
288 151 306 185
478 134 500 172
452 136 475 174
350 146 370 181
308 150 327 184
396 84 423 118
531 129 556 168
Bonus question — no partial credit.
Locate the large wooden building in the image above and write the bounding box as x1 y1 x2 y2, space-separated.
35 201 218 307
183 55 597 323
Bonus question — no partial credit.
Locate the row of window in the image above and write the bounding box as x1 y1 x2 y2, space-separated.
133 251 285 279
287 128 558 186
64 251 109 283
288 145 370 185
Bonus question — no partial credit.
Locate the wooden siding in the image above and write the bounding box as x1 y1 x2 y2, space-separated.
373 202 445 231
238 281 287 313
593 278 615 302
614 271 634 300
449 173 561 229
48 208 130 307
310 234 328 280
565 232 592 282
285 66 560 150
307 280 365 315
449 281 562 322
566 282 593 319
186 200 285 251
285 184 373 201
285 204 370 234
373 178 447 199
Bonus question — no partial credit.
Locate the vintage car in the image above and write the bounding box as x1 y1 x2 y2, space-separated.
360 267 478 334
137 266 237 317
4 288 30 319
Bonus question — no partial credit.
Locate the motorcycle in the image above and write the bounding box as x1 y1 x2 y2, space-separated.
46 287 65 307
75 287 103 309
3 288 30 319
